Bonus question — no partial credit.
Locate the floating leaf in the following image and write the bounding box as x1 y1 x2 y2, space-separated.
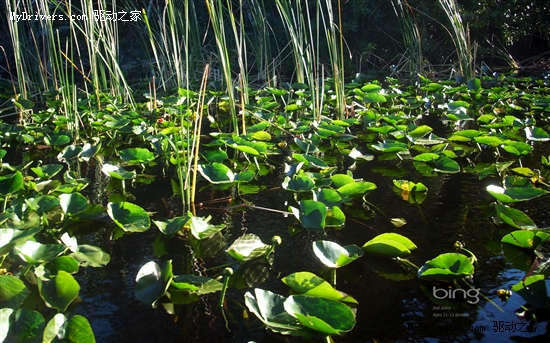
282 174 315 192
71 245 110 267
65 315 96 343
312 241 363 268
0 171 23 196
418 253 475 282
198 163 235 184
391 218 407 227
495 204 537 229
119 147 155 164
153 215 190 235
189 215 225 240
290 200 327 230
313 189 342 208
370 141 408 153
135 260 173 306
244 289 302 335
59 192 88 216
511 275 549 307
525 127 550 142
101 164 136 180
284 295 356 335
501 230 550 251
0 275 29 309
107 202 151 232
38 271 80 311
362 233 417 257
31 164 64 179
227 234 270 262
486 184 548 203
392 180 427 192
14 241 66 264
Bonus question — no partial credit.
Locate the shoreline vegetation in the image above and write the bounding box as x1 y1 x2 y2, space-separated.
0 1 549 342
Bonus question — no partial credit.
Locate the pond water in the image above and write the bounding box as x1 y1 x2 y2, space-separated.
61 141 550 342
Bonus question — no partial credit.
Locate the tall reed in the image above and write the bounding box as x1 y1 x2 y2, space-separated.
141 0 202 91
437 0 475 80
391 0 423 76
205 0 238 134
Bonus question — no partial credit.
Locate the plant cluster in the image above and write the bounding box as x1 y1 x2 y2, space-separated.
1 69 550 341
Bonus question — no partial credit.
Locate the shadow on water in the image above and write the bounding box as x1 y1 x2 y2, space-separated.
67 142 550 343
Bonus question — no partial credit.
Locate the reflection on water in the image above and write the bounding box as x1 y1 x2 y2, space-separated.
73 143 549 342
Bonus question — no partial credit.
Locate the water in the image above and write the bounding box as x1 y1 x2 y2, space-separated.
49 142 550 342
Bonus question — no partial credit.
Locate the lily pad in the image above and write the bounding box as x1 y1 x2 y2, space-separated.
282 271 357 303
494 204 537 229
198 163 234 184
511 275 550 307
0 275 29 309
135 260 173 306
290 200 327 230
312 241 363 268
486 184 548 203
227 233 271 262
107 202 151 232
362 233 417 257
418 253 475 282
119 147 155 164
0 171 24 196
501 230 550 251
38 271 80 312
244 289 303 335
284 295 356 335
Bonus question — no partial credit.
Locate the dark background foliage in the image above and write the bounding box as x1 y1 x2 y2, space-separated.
0 0 548 82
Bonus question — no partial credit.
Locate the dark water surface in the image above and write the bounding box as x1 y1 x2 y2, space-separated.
67 143 550 343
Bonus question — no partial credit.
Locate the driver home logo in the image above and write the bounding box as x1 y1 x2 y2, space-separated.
432 286 480 304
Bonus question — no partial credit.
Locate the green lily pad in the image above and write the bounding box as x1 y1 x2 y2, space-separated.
282 271 357 304
107 202 151 232
59 192 88 216
486 184 548 203
418 253 475 282
0 171 24 196
10 308 45 343
31 164 64 179
227 233 270 262
71 244 110 267
64 315 95 343
244 289 303 335
198 163 234 184
392 180 427 192
337 181 377 200
101 164 136 180
135 260 173 306
0 228 42 255
331 174 355 188
14 241 66 264
153 215 190 235
501 230 550 251
495 204 537 229
312 241 363 268
525 127 550 142
119 147 155 164
0 275 29 309
326 206 346 227
511 275 550 307
282 174 315 192
362 233 417 257
168 275 223 304
313 189 342 208
189 215 225 240
370 141 409 153
290 200 327 230
202 149 228 163
284 295 356 335
38 271 80 312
